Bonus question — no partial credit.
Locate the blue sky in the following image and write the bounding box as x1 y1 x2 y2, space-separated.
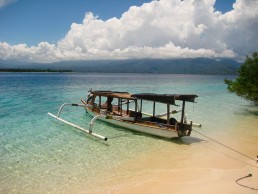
0 0 257 63
0 0 152 46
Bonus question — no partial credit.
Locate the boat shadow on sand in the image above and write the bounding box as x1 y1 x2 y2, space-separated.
174 136 207 145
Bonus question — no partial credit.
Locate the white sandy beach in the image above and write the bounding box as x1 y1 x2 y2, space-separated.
111 167 257 194
92 132 258 194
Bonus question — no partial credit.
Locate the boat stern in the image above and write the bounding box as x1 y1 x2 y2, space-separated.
177 121 193 137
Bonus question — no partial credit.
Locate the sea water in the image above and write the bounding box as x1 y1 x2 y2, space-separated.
0 73 257 193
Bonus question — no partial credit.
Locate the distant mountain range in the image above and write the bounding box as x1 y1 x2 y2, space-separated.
0 58 241 74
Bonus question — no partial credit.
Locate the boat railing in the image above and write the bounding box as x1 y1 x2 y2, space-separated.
141 110 181 118
135 120 178 131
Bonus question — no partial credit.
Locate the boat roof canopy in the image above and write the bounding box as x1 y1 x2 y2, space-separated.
91 90 133 99
91 91 198 104
132 93 198 104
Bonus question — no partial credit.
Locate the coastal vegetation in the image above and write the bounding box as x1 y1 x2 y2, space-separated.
225 52 258 104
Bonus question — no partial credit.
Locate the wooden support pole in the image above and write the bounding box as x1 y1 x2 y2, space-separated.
119 98 122 115
127 99 129 115
153 101 156 117
167 104 170 124
99 96 101 108
180 100 185 125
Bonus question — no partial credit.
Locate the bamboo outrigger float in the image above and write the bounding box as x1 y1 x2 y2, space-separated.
48 90 200 141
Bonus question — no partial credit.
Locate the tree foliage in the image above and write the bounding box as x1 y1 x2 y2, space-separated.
225 52 258 103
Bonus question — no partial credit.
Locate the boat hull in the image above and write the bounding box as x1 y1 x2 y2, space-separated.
86 108 179 139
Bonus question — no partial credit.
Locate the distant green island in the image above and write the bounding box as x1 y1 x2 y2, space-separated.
0 69 73 73
0 58 242 74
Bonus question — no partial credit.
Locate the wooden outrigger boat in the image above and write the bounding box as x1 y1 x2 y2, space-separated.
48 90 200 141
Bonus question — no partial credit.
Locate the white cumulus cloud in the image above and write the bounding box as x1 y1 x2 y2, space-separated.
0 0 17 8
0 0 258 62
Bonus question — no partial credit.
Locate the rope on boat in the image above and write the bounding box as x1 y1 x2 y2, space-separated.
236 174 258 190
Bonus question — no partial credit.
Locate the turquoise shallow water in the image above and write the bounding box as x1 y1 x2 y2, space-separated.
0 73 258 193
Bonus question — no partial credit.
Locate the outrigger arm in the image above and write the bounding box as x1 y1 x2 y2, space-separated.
48 103 107 141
